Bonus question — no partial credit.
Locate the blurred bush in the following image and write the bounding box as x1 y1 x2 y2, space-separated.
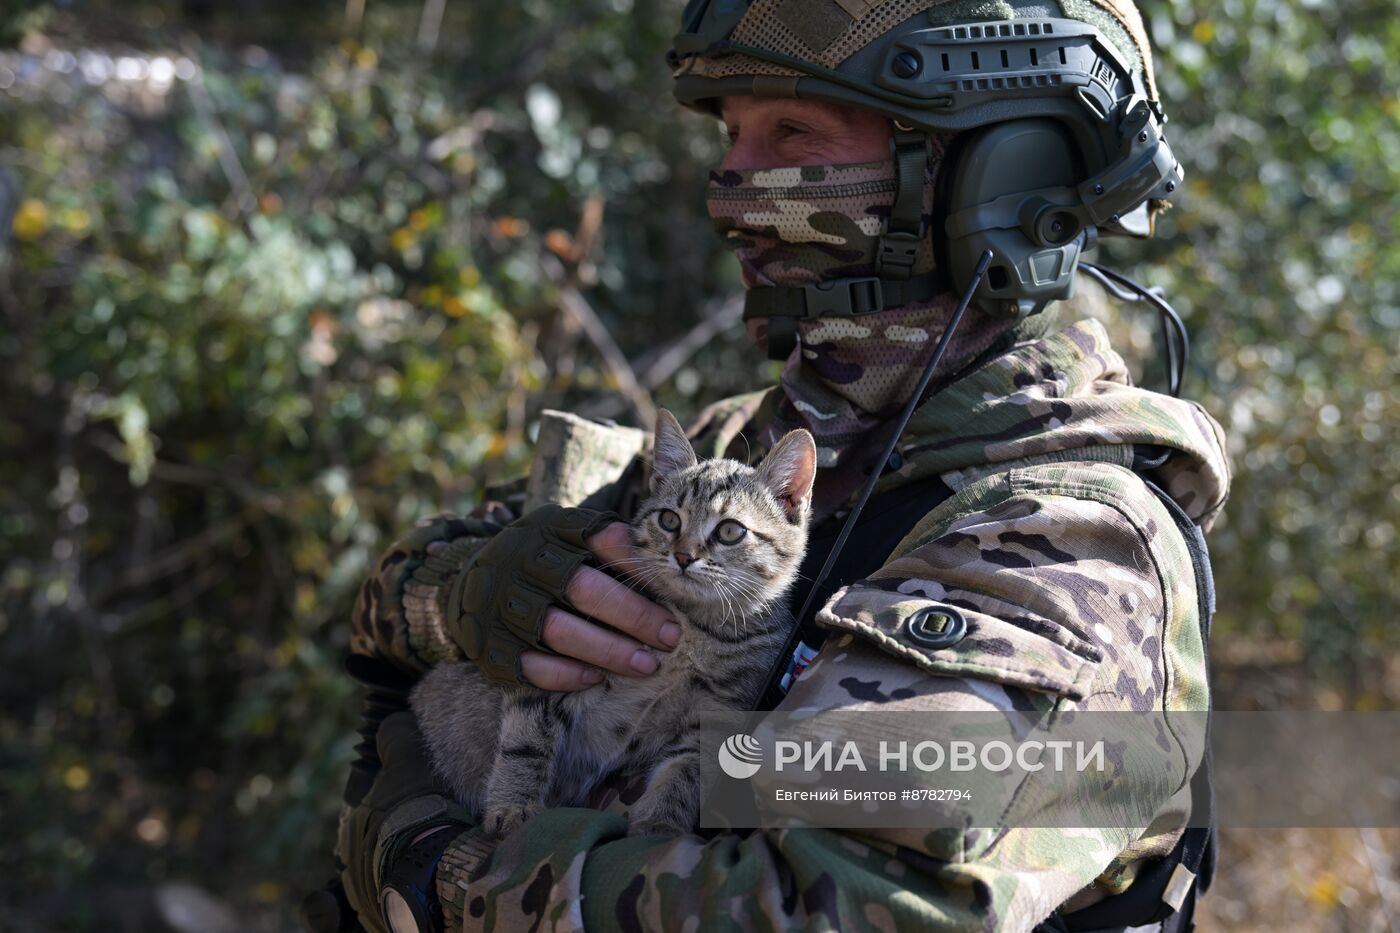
1100 0 1400 687
0 0 1396 929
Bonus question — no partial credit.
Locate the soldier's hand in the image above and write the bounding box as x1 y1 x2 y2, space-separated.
444 505 681 690
334 712 467 933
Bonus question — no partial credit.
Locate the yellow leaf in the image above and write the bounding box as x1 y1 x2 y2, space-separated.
1192 20 1215 43
13 199 49 240
442 296 468 318
64 765 91 791
1308 874 1341 907
59 207 92 236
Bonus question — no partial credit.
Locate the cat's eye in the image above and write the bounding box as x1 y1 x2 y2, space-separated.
715 519 748 545
657 509 681 533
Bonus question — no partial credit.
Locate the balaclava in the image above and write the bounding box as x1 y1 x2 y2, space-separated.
707 132 1031 469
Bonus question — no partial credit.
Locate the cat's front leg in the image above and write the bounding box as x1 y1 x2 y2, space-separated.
483 691 562 838
628 744 705 836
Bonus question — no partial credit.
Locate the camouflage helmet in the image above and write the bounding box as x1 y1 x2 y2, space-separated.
671 0 1183 329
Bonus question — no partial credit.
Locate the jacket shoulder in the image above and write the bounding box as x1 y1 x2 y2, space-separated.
815 459 1207 711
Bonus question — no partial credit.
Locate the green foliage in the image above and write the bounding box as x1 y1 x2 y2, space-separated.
1 0 1396 929
1101 0 1400 679
1 19 544 929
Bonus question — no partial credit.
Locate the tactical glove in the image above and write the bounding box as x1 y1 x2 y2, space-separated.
440 504 618 685
336 712 469 933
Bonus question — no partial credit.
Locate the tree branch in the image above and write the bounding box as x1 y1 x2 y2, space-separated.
417 0 447 53
181 47 257 221
344 0 366 36
635 292 744 390
542 253 656 429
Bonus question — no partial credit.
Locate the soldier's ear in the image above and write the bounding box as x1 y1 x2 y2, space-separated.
757 429 816 524
651 408 697 491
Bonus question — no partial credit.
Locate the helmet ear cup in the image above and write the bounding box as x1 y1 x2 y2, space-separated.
938 119 1091 318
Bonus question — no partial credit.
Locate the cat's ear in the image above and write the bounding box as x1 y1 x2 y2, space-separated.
757 429 817 524
651 408 697 490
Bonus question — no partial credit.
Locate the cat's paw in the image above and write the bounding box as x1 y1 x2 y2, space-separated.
484 801 541 838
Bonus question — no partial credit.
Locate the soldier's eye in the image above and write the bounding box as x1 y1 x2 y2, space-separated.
658 509 681 532
715 519 748 545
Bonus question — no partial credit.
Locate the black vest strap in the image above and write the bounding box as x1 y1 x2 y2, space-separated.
756 469 954 710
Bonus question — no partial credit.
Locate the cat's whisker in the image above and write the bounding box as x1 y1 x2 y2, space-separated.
593 574 656 607
592 555 659 580
711 576 744 636
592 561 667 597
721 568 766 600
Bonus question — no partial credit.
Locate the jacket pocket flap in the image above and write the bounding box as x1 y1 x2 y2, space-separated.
816 583 1103 701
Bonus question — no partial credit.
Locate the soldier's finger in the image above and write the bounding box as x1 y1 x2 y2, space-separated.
539 606 662 677
587 522 646 579
519 651 605 692
565 565 681 652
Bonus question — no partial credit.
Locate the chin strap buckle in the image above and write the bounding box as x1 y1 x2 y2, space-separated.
877 126 928 282
876 231 920 278
743 270 945 360
804 276 885 317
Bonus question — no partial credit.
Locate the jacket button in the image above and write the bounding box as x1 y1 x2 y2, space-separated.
904 606 967 649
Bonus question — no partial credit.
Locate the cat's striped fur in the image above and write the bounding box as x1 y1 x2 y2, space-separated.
411 410 816 836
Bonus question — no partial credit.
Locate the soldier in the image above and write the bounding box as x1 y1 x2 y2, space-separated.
313 1 1231 931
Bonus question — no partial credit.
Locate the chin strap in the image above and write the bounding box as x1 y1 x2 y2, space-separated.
747 127 934 361
742 271 944 359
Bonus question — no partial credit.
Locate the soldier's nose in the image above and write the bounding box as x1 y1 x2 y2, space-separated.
674 551 697 571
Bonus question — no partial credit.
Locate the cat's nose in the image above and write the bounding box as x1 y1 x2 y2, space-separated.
674 551 697 571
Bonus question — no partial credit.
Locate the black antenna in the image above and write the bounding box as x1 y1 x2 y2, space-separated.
760 250 994 707
1079 261 1189 397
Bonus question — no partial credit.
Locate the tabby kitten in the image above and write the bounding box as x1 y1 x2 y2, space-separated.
411 409 815 836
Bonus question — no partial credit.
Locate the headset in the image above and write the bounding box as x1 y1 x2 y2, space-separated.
672 1 1190 393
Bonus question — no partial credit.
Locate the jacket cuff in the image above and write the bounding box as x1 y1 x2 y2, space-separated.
435 825 498 931
353 512 505 672
402 533 494 667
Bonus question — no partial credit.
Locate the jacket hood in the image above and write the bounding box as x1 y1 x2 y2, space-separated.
893 318 1231 529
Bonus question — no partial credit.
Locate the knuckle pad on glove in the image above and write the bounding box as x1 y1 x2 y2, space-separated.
447 504 620 685
458 567 494 659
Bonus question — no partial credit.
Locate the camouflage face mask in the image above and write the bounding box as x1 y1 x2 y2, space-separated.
706 158 913 288
706 142 1017 471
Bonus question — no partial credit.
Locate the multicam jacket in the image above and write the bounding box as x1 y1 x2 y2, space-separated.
348 317 1231 932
